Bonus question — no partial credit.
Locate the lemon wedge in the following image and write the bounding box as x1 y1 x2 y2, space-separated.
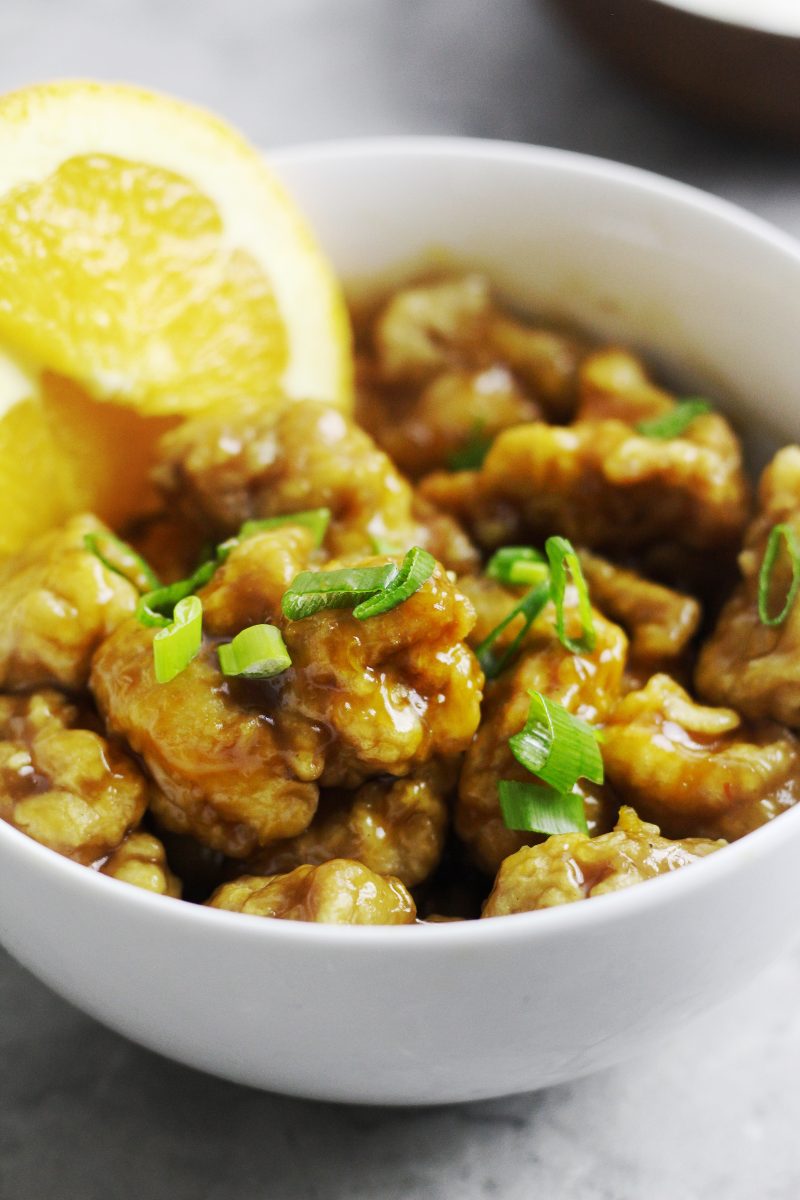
0 80 352 553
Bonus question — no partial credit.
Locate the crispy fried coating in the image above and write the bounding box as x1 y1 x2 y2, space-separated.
575 347 675 424
372 275 493 385
358 274 583 475
199 524 316 636
281 560 484 787
577 549 700 684
247 761 454 888
100 830 181 897
484 314 585 421
418 347 749 582
208 859 416 925
482 806 724 916
91 626 323 858
603 673 800 841
0 690 147 864
0 514 138 690
456 601 627 874
155 397 475 573
421 410 749 567
697 447 800 728
360 364 539 480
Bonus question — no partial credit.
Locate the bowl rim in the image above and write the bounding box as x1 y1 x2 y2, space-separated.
3 133 800 949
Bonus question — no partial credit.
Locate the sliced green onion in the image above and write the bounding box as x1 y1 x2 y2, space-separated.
447 421 493 471
153 595 203 684
238 508 331 549
475 580 551 680
487 546 549 588
136 556 215 628
352 547 436 619
509 690 603 792
636 398 712 439
282 563 398 621
83 532 160 593
758 523 800 627
545 536 596 654
498 780 589 836
218 624 291 679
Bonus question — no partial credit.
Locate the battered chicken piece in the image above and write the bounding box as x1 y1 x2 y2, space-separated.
0 514 139 690
697 447 800 728
153 399 388 552
576 347 675 424
156 396 475 573
484 315 585 421
359 364 539 479
208 859 416 925
482 807 724 916
199 524 316 636
91 626 324 858
281 560 484 786
373 274 493 384
247 761 454 888
420 409 749 571
577 549 700 684
100 830 181 897
370 274 584 418
456 602 627 874
603 674 800 841
0 690 147 864
419 347 749 581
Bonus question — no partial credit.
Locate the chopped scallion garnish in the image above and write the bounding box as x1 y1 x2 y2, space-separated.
83 531 160 594
137 557 217 628
282 547 435 622
757 523 800 627
282 563 399 621
508 690 603 792
238 508 331 549
545 536 596 654
447 422 493 471
487 545 549 588
636 398 712 439
475 580 551 680
218 624 291 679
152 595 203 684
352 547 436 619
498 780 589 836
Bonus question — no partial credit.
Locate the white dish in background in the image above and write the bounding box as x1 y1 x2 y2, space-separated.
666 0 800 37
1 137 800 1105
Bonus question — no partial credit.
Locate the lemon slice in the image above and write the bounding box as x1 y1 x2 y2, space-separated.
0 81 352 554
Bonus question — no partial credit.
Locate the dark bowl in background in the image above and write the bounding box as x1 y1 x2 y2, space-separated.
551 0 800 142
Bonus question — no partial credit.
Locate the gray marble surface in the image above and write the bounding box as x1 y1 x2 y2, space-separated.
1 2 800 1197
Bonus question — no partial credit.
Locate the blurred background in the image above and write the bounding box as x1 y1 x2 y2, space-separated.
2 3 799 1199
2 0 798 233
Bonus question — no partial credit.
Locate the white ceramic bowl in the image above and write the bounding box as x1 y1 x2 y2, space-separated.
2 138 800 1106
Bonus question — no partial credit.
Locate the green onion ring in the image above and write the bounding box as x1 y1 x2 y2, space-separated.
758 523 800 627
498 780 589 836
217 624 292 679
352 547 436 620
152 595 203 684
508 689 604 793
